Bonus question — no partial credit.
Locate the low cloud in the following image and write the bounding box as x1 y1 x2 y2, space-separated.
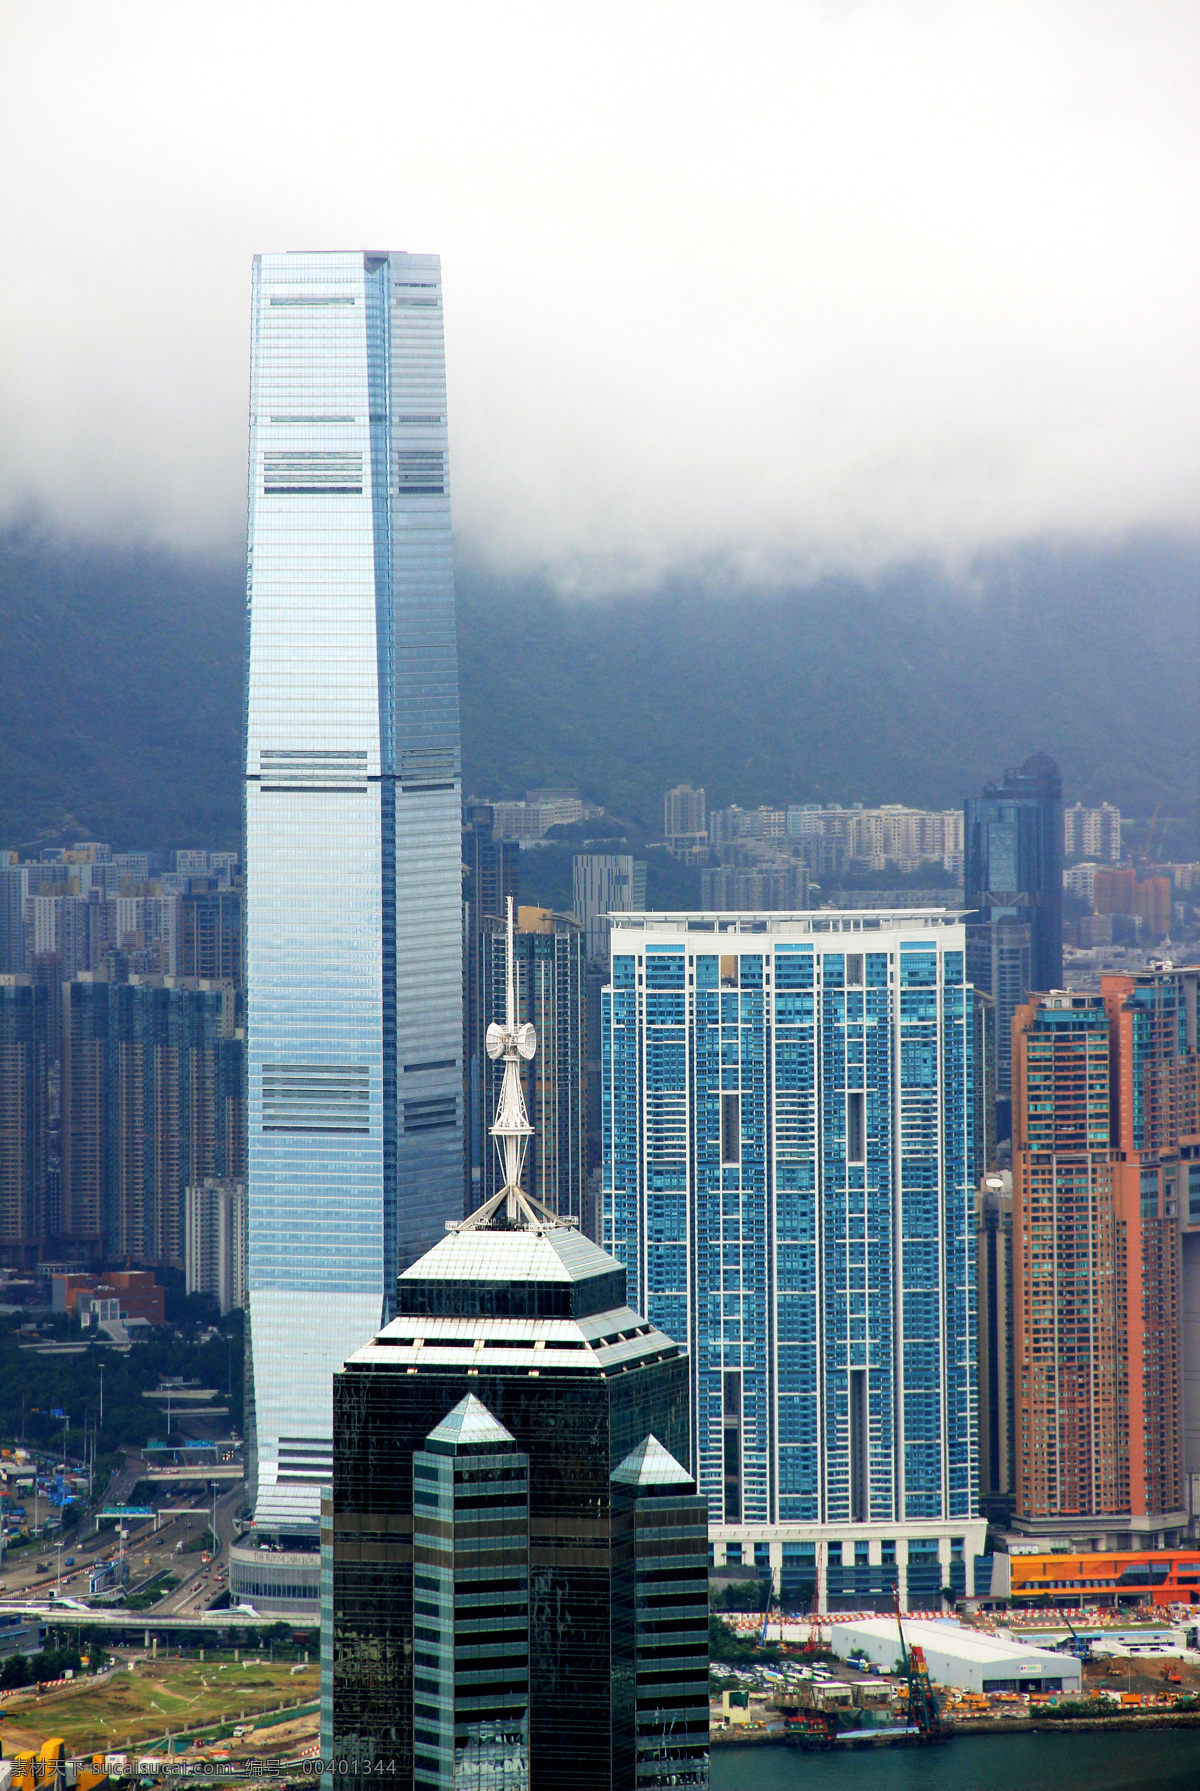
1 0 1197 588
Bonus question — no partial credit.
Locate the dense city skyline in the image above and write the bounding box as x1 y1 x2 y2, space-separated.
0 7 1197 1778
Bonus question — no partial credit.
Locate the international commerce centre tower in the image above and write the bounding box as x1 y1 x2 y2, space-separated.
243 251 463 1532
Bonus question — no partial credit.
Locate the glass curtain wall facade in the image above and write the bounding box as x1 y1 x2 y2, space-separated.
610 1436 709 1790
603 911 985 1606
329 1223 692 1790
964 752 1063 997
245 250 463 1528
411 1396 530 1791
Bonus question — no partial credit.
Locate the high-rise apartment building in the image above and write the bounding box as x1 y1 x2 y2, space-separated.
0 864 27 975
603 910 986 1609
179 890 242 983
472 907 586 1224
1012 987 1188 1541
1093 866 1137 916
664 784 708 862
700 861 809 912
491 789 584 842
965 753 1063 997
462 805 520 930
730 805 966 876
573 854 647 964
1105 966 1199 1528
975 1170 1013 1514
60 976 243 1268
60 976 110 1257
186 1176 248 1316
244 250 463 1529
965 916 1030 1122
1134 877 1173 942
1063 801 1121 863
0 976 49 1267
970 987 997 1179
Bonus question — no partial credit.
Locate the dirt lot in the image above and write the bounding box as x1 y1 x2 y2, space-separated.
0 1656 319 1756
1083 1655 1200 1697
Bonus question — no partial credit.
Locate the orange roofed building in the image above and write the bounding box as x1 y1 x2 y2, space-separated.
51 1267 165 1326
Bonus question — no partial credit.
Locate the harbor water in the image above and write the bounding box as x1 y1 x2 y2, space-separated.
711 1727 1200 1791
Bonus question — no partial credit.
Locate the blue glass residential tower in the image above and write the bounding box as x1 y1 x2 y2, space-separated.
245 250 463 1529
603 910 986 1610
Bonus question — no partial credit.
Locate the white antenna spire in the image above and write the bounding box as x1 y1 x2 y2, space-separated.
449 898 576 1234
485 896 536 1219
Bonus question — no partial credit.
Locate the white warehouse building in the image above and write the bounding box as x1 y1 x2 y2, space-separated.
829 1617 1082 1695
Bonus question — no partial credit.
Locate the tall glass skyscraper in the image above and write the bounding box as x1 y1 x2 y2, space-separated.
964 752 1064 996
245 250 463 1529
603 910 987 1611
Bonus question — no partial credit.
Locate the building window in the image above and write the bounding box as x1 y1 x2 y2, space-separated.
881 1540 896 1565
854 1541 870 1567
722 1094 741 1165
845 954 863 986
847 1090 864 1164
1141 1169 1159 1219
850 1367 868 1520
723 1371 742 1523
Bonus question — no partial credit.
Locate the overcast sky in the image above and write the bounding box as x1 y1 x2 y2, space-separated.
1 1 1197 590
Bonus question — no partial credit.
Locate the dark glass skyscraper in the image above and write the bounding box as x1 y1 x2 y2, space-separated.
964 752 1064 996
329 1213 692 1789
328 913 703 1788
411 1394 530 1789
610 1435 710 1789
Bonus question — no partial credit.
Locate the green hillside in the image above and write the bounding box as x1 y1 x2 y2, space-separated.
0 525 1195 854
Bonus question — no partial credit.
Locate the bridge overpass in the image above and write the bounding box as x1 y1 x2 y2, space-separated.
137 1465 244 1483
0 1600 316 1636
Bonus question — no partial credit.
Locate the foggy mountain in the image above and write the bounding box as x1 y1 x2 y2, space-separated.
1 524 1196 854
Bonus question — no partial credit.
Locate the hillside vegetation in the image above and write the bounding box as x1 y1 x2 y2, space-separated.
1 525 1195 852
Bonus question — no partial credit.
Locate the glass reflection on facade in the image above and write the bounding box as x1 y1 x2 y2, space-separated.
611 1437 709 1789
245 250 463 1529
412 1395 529 1790
603 911 986 1606
329 1222 696 1789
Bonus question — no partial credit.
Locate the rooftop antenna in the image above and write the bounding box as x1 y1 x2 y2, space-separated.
487 895 537 1217
448 898 574 1234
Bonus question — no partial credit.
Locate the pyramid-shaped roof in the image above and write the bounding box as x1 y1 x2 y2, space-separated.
425 1393 516 1453
397 1222 628 1320
611 1433 694 1489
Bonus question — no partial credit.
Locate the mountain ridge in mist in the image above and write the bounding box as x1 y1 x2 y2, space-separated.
1 525 1195 853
